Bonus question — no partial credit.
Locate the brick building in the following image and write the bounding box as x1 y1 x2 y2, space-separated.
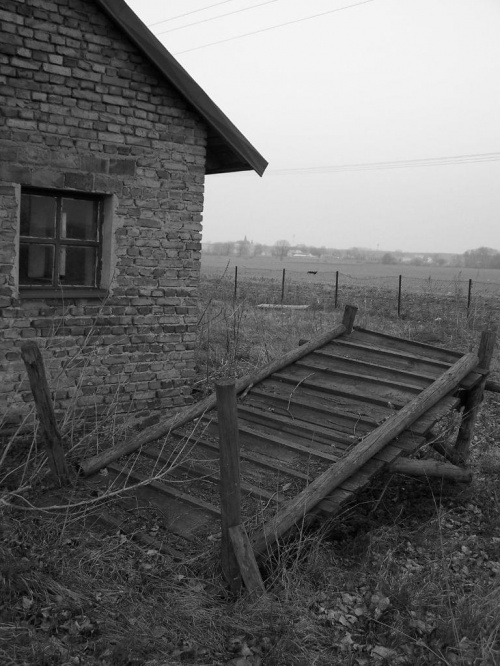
0 0 266 430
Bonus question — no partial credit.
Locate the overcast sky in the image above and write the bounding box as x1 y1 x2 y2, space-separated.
124 0 500 254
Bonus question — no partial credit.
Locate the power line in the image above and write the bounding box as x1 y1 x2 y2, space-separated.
154 0 282 37
267 152 500 175
174 0 377 54
148 0 236 28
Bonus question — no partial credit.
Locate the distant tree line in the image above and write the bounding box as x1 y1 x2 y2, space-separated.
203 240 500 269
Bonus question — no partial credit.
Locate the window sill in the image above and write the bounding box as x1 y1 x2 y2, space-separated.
19 288 109 300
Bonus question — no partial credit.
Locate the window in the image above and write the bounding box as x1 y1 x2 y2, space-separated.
19 189 104 293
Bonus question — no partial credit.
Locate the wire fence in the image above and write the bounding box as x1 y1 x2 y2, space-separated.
199 264 500 332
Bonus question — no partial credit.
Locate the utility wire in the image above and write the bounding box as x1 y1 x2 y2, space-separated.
267 152 500 175
148 0 236 28
174 0 377 54
154 0 282 37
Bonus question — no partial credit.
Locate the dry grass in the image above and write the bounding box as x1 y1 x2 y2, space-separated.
1 274 500 665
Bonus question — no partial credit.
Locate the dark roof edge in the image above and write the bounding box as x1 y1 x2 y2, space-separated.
94 0 268 176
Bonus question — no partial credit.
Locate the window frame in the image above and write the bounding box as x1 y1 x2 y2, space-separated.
19 187 107 299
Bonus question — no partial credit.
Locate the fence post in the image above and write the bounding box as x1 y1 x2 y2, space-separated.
397 275 402 317
334 270 339 309
281 268 286 305
467 279 472 315
233 266 238 303
216 379 243 594
20 341 70 485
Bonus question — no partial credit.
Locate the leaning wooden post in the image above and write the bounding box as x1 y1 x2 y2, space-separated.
216 379 243 594
454 326 497 462
342 303 358 332
21 341 70 485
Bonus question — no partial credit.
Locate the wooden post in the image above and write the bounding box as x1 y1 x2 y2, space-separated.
454 327 497 462
233 266 238 302
397 275 402 317
281 268 286 305
334 270 339 309
20 341 70 485
467 279 472 315
229 525 266 597
216 379 243 594
342 304 357 333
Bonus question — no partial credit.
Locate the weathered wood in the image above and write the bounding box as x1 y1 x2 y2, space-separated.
228 524 266 597
20 341 70 485
454 328 497 461
216 380 243 593
350 328 462 364
387 458 472 482
251 352 479 555
485 379 500 394
79 306 357 476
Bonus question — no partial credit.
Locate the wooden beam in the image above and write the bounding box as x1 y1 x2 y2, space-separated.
485 379 500 394
387 458 472 482
216 380 243 594
79 305 357 476
454 327 497 462
228 525 266 597
251 351 479 555
21 342 70 485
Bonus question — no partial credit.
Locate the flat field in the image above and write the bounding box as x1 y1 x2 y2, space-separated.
201 253 500 287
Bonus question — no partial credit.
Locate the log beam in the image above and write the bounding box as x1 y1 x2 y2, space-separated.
387 458 472 482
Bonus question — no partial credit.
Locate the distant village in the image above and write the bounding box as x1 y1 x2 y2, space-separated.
202 238 500 270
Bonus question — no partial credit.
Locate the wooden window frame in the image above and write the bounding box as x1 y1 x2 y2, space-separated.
19 187 107 299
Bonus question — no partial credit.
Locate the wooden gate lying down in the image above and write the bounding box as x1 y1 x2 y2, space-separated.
80 306 495 567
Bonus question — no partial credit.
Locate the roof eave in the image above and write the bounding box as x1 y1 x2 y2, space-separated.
93 0 268 177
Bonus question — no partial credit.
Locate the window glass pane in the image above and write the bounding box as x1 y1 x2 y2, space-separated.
59 246 97 286
62 198 97 240
19 243 54 285
20 194 56 237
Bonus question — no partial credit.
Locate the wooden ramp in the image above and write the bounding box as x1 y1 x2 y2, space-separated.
81 309 492 561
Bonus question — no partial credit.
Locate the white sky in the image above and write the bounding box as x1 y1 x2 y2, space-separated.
124 0 500 254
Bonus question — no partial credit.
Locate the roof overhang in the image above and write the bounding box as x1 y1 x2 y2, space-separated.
94 0 267 176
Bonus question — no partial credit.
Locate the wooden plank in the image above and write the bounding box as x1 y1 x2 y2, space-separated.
141 447 281 502
180 431 312 482
273 366 415 409
251 379 395 422
295 356 428 392
325 338 451 375
237 405 363 447
350 328 462 364
80 307 356 476
228 525 266 597
307 350 436 388
243 391 377 434
250 352 479 554
107 462 220 516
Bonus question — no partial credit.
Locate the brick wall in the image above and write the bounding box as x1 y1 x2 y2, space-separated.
0 0 207 430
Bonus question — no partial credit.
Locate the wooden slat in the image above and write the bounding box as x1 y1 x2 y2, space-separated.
307 350 436 388
252 379 395 422
107 462 220 518
350 328 462 363
175 431 312 482
142 446 282 503
273 366 416 409
325 338 451 375
295 356 428 392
